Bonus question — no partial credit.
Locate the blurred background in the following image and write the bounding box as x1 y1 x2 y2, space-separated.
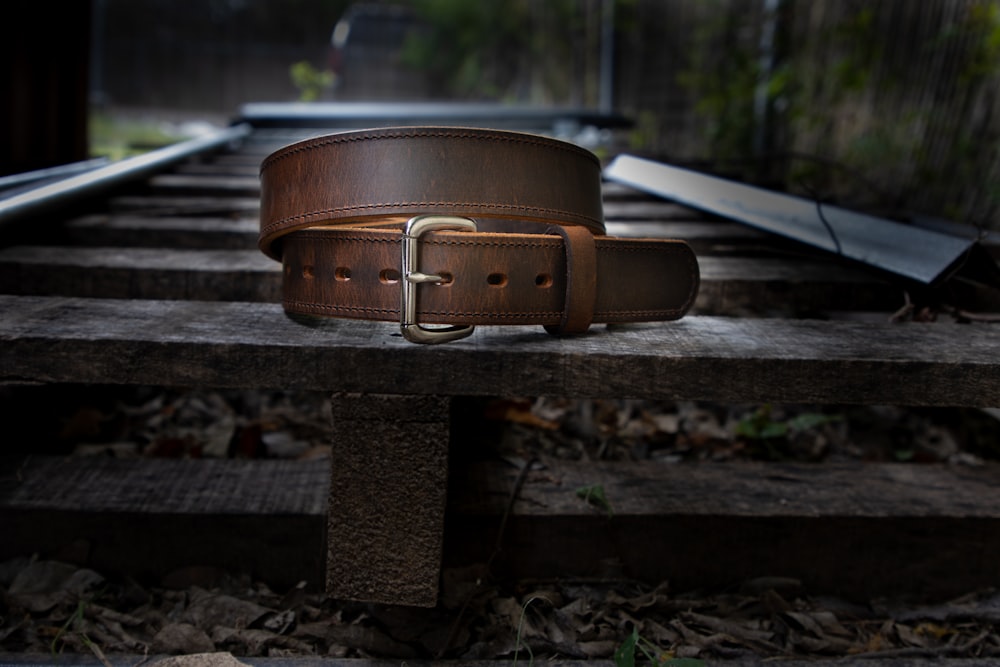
2 0 999 229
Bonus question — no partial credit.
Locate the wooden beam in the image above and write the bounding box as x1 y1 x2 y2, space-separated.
6 454 1000 602
62 215 260 250
0 246 280 302
0 296 998 406
445 457 1000 602
327 393 451 607
58 213 795 258
0 247 899 313
0 457 327 591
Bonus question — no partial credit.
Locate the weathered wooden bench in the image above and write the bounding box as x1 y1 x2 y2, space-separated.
2 120 999 608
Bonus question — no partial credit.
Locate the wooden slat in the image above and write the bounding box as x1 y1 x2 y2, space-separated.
0 246 280 302
1 295 997 406
6 454 1000 601
0 247 900 313
62 214 260 249
147 173 261 197
603 200 707 220
1 457 327 514
445 458 1000 600
57 213 795 259
108 195 260 215
173 162 261 177
0 457 327 591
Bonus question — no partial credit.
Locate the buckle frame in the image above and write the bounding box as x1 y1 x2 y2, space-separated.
401 215 477 344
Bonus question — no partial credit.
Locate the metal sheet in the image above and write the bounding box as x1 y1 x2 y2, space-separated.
604 154 974 285
238 101 633 130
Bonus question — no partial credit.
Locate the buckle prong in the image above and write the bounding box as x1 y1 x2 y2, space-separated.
401 215 477 344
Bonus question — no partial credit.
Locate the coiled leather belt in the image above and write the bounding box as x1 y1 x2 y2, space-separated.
259 126 699 343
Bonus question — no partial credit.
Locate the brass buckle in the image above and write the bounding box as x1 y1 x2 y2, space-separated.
401 215 477 344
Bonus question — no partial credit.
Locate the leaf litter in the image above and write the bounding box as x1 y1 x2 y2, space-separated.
4 556 1000 661
4 386 1000 661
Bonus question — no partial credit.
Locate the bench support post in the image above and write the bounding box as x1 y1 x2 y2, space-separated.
327 392 450 607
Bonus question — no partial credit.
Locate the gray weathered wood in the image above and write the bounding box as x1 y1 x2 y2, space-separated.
59 213 787 258
0 246 280 301
446 458 1000 601
62 214 260 249
108 195 260 215
7 454 1000 602
0 246 899 313
1 295 997 406
147 173 261 197
0 457 327 590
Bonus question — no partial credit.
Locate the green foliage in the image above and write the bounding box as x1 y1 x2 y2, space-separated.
735 405 841 461
513 595 552 667
289 60 335 102
89 112 184 161
576 484 613 517
828 6 880 93
672 1 1000 227
675 2 763 161
614 627 705 667
957 2 1000 86
401 0 581 101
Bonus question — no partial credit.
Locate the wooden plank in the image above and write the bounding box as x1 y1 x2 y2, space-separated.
61 214 260 249
0 247 899 313
603 200 715 220
57 215 763 251
173 162 261 177
0 457 327 591
1 456 327 514
6 454 1000 602
108 195 260 216
1 295 997 406
445 458 1000 602
0 246 280 302
57 213 790 258
147 173 261 197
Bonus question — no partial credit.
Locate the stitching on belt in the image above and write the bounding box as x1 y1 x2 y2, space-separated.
260 129 599 172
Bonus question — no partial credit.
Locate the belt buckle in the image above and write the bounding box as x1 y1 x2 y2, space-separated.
401 215 477 344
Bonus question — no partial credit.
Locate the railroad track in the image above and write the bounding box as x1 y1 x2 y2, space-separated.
1 109 999 665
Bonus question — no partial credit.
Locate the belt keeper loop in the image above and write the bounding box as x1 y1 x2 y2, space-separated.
544 225 598 336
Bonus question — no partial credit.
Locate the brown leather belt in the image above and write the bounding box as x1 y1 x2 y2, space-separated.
259 127 699 343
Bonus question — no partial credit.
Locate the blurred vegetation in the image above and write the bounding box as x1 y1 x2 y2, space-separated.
400 0 599 104
88 0 998 228
674 0 1000 227
88 112 182 161
289 61 335 102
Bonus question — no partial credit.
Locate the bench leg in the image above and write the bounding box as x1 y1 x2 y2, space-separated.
327 392 450 607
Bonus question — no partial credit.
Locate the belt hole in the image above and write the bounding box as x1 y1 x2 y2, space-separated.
335 267 351 281
302 265 314 279
487 272 507 287
379 268 400 284
437 272 453 285
535 273 552 288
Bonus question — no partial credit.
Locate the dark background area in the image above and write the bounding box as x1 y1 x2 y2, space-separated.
3 0 999 229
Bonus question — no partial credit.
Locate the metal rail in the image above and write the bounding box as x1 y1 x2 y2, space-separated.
0 157 110 192
0 123 252 230
605 154 991 286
